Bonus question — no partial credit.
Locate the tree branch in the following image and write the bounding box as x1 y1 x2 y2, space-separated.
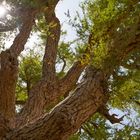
59 61 85 94
16 62 85 127
10 9 37 56
16 100 25 105
0 24 18 32
15 2 61 127
0 8 37 130
7 68 107 140
60 56 67 72
98 106 125 124
42 7 61 82
0 50 18 128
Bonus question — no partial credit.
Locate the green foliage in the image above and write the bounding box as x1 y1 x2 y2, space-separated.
69 0 137 70
69 112 140 140
19 54 42 85
68 0 140 139
16 51 42 101
58 42 75 65
69 134 79 140
56 41 75 74
110 72 140 109
112 125 140 140
79 114 111 140
36 16 51 39
109 50 140 110
92 40 108 68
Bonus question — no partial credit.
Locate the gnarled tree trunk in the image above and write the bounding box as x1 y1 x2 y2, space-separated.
0 0 140 139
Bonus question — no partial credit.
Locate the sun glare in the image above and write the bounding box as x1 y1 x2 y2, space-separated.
0 6 6 17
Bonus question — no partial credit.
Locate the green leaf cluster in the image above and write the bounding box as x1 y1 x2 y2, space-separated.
69 0 140 139
16 51 42 101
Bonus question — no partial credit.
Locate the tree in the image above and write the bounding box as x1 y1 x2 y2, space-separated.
0 0 140 139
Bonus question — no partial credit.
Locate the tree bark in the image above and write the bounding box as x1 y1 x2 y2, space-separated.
0 7 37 131
59 61 86 94
16 62 85 127
0 50 18 129
10 9 37 56
7 67 108 140
42 8 61 82
16 4 86 127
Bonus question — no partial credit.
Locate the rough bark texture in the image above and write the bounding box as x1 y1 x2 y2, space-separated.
16 4 61 127
0 6 37 136
0 8 36 130
42 8 60 81
16 4 86 127
6 67 108 140
59 61 86 94
10 9 37 56
0 50 18 129
16 62 85 127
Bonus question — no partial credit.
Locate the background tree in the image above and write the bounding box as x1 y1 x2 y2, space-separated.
0 0 140 139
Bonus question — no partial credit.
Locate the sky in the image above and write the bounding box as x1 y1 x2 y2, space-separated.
25 0 83 53
20 0 84 53
56 0 82 18
56 0 83 41
2 0 83 49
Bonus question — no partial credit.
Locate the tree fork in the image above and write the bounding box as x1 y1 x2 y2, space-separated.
6 67 108 140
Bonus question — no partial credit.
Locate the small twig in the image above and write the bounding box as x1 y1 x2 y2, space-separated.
16 100 25 105
98 106 125 124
